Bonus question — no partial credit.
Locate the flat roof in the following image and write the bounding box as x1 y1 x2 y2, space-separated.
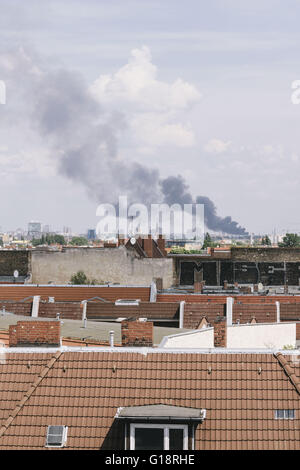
116 404 206 420
0 314 188 345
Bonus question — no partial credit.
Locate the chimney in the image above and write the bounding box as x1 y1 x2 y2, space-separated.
121 319 153 347
154 278 163 291
194 281 204 293
157 235 167 256
213 317 227 348
109 330 114 348
9 320 61 348
142 235 153 257
118 236 126 246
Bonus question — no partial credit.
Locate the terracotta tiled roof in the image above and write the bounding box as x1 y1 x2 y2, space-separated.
157 294 300 304
0 350 299 450
275 353 300 395
0 286 150 302
0 352 53 428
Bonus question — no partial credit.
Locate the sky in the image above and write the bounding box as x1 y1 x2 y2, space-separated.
0 0 300 235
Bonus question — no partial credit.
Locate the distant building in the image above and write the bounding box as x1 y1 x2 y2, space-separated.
87 229 96 240
28 221 41 240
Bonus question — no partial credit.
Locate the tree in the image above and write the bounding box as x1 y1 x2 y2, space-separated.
70 271 106 285
70 271 89 285
31 234 66 246
279 233 300 247
261 235 271 246
70 236 88 246
202 233 215 249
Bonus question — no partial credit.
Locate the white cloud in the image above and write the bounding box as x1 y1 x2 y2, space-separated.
90 46 201 150
204 138 231 154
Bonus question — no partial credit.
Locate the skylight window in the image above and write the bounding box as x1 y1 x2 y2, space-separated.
274 410 295 420
46 425 68 447
115 299 140 306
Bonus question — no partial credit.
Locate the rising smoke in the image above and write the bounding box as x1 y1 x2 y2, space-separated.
0 47 247 235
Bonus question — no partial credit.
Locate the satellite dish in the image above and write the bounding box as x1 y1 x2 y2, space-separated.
13 270 19 278
130 237 136 245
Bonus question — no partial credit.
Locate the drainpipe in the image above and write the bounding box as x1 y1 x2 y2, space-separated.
276 301 280 323
179 301 185 329
226 297 234 326
31 296 40 318
81 300 87 321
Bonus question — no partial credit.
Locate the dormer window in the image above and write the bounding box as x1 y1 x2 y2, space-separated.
130 424 188 450
115 404 206 450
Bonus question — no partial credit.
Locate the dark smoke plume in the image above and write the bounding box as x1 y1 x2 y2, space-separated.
160 176 248 235
0 47 247 236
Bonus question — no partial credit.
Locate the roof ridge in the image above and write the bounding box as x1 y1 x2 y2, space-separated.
274 352 300 395
0 350 62 438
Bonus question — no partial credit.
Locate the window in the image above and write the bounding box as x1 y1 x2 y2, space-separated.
46 425 68 447
130 424 188 450
274 410 295 420
115 299 140 306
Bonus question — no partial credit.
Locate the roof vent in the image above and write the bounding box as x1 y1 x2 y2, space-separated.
115 299 140 306
46 425 68 447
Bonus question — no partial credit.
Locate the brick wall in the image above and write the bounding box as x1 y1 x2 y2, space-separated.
121 320 153 347
183 303 226 329
9 320 60 347
280 304 300 321
0 301 32 316
87 302 179 321
38 302 82 320
232 304 277 324
0 250 29 276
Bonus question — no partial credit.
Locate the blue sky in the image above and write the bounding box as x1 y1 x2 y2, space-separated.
0 0 300 234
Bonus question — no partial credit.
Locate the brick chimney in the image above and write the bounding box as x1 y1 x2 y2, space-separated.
9 320 61 347
118 236 126 246
142 235 153 257
157 235 167 256
213 317 227 348
194 281 204 293
121 319 153 347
